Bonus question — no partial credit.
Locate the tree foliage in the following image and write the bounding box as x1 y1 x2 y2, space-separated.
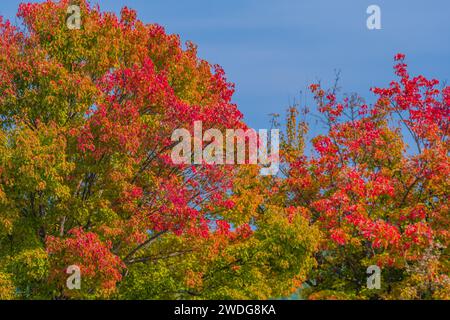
275 54 449 299
0 1 448 300
0 1 319 300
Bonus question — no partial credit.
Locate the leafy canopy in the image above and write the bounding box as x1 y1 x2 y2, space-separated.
0 0 319 299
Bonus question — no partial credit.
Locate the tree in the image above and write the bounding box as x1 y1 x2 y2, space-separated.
275 54 449 299
0 1 319 299
2 1 448 301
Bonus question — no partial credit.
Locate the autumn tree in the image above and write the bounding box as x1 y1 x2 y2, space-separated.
275 54 449 299
0 1 319 299
2 1 447 301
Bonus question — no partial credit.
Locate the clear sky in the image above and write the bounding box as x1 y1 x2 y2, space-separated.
1 0 449 131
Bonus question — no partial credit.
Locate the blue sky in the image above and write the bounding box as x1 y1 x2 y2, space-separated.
1 0 449 131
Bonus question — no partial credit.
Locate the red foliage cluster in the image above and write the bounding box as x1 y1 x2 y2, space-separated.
47 228 125 294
